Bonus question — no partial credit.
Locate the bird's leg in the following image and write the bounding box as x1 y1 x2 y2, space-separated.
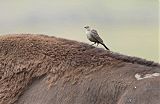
97 43 99 46
91 42 96 46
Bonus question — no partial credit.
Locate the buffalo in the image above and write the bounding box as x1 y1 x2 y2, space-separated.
0 34 159 104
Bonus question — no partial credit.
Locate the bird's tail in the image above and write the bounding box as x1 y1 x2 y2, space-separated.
101 43 110 50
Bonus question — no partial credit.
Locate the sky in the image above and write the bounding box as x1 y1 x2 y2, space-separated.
0 0 159 62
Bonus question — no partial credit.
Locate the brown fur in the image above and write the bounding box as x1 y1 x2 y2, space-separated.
0 34 159 104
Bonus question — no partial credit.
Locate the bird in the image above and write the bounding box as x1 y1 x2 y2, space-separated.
84 26 110 50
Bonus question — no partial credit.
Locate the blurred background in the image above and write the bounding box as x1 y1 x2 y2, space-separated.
0 0 159 62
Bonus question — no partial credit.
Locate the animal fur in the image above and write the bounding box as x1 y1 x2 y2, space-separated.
0 34 159 104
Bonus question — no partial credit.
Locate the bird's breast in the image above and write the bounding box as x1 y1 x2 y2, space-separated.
86 31 96 42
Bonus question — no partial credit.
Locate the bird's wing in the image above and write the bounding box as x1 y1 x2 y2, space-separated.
91 29 103 43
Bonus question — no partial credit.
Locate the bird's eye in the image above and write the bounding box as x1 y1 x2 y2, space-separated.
84 26 89 28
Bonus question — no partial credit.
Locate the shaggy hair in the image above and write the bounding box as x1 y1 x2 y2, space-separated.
0 34 159 104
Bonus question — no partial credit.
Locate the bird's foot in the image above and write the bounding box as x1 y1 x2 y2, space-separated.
91 42 96 46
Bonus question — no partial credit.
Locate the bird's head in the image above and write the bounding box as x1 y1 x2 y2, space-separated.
84 26 90 29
